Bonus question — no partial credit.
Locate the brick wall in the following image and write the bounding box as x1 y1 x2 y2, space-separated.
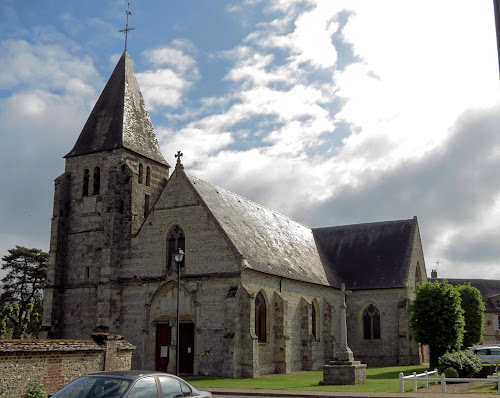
0 334 134 398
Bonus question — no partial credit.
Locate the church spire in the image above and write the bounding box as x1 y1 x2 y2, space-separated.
65 51 168 166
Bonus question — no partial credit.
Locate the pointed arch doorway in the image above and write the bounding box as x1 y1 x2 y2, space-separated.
151 282 196 374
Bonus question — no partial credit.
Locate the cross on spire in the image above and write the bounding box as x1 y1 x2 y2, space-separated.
175 151 184 168
119 3 135 52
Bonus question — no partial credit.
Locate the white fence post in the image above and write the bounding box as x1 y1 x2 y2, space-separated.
434 368 439 385
441 373 446 393
413 372 417 392
399 372 404 393
424 370 429 388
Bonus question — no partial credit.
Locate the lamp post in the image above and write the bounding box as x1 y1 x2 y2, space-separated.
174 248 184 376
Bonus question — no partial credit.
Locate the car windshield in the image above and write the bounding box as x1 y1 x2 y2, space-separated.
51 376 131 398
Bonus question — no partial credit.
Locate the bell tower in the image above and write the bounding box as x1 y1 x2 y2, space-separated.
42 51 170 338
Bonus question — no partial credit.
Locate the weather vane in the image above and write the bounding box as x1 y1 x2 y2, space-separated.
119 3 135 51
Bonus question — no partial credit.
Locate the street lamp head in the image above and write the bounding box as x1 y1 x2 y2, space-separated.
174 248 184 263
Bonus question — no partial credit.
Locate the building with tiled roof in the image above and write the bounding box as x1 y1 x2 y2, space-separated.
42 51 428 377
431 275 500 344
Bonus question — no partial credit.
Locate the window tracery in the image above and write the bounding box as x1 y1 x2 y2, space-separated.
363 304 381 339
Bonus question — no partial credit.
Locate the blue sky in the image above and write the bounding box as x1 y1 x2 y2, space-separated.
1 0 500 280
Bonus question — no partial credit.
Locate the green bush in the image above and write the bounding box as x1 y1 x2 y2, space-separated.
438 350 482 377
0 389 12 398
26 385 47 398
444 367 459 378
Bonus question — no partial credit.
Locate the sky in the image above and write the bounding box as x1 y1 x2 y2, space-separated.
0 0 499 281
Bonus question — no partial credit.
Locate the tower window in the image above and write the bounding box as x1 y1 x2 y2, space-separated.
146 166 151 186
255 292 267 343
144 194 150 218
138 163 143 184
92 167 100 195
166 225 185 269
82 169 89 197
363 304 381 339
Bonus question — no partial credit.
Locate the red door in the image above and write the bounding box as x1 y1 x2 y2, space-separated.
155 324 171 372
179 323 194 374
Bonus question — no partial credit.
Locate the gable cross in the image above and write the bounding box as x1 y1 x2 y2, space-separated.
119 3 135 52
175 151 184 167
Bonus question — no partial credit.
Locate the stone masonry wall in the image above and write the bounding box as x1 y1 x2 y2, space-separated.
0 336 134 398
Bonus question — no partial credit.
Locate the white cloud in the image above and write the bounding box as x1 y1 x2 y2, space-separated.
138 43 199 111
136 68 189 109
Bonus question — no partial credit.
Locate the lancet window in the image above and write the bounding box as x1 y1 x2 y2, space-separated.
166 225 185 269
92 167 100 195
255 292 267 343
146 166 151 186
363 304 381 340
82 169 89 196
138 163 143 184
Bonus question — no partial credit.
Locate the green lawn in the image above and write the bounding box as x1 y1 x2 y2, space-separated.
186 365 430 393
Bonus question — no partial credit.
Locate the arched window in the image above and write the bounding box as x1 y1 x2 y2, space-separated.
82 169 89 196
312 299 320 340
166 225 185 269
146 166 151 186
255 292 267 343
92 167 100 195
138 163 143 184
363 304 381 340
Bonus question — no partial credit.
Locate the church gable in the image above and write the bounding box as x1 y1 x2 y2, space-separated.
127 166 241 278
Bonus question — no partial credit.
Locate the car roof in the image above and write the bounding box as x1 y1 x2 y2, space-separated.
87 370 176 380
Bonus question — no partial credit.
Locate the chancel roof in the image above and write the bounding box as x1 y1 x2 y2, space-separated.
187 175 339 287
65 51 167 165
312 219 417 290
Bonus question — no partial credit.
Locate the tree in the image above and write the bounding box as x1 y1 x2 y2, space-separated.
456 283 485 348
410 280 465 369
1 246 48 339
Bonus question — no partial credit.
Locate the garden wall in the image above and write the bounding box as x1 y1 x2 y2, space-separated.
0 333 135 398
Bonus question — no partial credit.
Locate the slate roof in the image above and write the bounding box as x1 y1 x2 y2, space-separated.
65 51 167 165
436 278 500 312
187 174 339 287
312 218 417 290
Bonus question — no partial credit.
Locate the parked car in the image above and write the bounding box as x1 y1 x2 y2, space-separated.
468 345 500 364
49 370 212 398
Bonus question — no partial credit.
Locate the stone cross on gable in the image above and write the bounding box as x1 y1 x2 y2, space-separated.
175 150 183 163
175 150 184 170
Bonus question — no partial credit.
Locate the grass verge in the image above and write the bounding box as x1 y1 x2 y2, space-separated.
186 365 430 393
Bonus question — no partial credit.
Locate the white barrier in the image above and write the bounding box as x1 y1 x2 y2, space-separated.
399 370 500 393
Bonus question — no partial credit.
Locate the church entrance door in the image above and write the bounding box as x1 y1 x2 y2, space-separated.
179 323 195 374
155 324 171 372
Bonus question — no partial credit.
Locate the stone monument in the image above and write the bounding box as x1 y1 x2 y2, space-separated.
321 283 366 385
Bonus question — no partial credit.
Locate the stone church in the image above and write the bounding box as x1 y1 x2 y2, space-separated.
42 51 428 377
